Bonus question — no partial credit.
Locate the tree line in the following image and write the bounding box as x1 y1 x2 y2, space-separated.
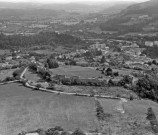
0 31 85 49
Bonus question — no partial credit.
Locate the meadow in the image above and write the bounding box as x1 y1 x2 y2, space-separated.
0 49 10 55
0 83 158 135
0 83 99 135
0 69 16 81
51 66 103 79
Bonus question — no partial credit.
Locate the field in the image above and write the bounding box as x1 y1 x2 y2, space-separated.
0 49 10 55
0 69 16 81
51 66 103 79
0 83 158 135
0 83 101 135
31 46 68 55
25 69 41 82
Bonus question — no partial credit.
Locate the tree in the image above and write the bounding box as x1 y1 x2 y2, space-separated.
100 56 105 63
146 107 158 133
106 68 113 76
72 129 85 135
152 60 157 65
47 59 59 69
95 101 105 121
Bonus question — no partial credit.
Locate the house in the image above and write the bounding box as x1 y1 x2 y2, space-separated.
145 41 154 47
90 42 106 50
154 41 158 46
6 56 12 60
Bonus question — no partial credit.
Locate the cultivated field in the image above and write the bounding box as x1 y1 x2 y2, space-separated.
51 66 103 79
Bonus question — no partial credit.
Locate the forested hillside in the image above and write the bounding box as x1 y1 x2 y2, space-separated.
0 32 85 49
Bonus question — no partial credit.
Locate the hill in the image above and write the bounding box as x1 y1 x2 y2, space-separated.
0 1 135 13
0 32 85 49
100 0 158 33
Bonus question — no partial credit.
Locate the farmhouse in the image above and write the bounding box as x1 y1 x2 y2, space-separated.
145 41 154 47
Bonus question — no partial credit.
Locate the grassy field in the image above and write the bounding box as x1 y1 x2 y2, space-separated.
51 66 103 79
0 69 16 81
25 69 41 82
0 83 100 135
0 50 10 55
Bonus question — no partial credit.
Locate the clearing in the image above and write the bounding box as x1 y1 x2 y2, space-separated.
51 66 103 79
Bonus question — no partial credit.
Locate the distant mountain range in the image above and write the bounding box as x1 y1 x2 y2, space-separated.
0 1 135 13
100 0 158 33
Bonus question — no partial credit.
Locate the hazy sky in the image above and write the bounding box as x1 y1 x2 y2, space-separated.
0 0 148 3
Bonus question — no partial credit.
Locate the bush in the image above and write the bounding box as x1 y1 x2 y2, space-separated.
36 84 42 89
36 128 46 135
108 79 114 86
146 107 158 133
72 129 85 135
47 59 59 69
61 131 71 135
12 68 24 79
53 126 64 131
4 76 15 82
29 63 37 71
113 72 119 76
46 126 63 135
106 68 113 76
95 101 106 121
129 95 134 100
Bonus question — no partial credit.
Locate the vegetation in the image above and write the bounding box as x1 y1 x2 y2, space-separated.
134 74 158 102
12 67 24 79
95 101 106 121
72 129 85 135
0 32 85 49
146 107 158 133
142 46 158 59
46 58 59 69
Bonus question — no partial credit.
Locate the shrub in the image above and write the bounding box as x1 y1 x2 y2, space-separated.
47 59 59 69
95 101 106 121
12 68 24 79
113 72 119 76
106 68 113 76
4 76 15 82
100 56 105 63
61 131 71 135
129 95 134 100
146 107 158 133
46 126 63 135
36 128 46 135
29 63 37 71
47 82 55 90
53 126 64 131
108 79 114 86
36 84 42 89
72 129 85 135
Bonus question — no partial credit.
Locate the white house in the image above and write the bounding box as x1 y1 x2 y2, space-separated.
154 41 158 46
145 41 154 47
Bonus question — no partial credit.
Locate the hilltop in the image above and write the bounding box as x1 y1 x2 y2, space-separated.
100 0 158 33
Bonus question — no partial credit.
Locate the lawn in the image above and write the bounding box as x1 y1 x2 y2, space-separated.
0 83 100 135
51 66 103 79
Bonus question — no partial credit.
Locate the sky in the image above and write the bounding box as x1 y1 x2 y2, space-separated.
0 0 148 3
